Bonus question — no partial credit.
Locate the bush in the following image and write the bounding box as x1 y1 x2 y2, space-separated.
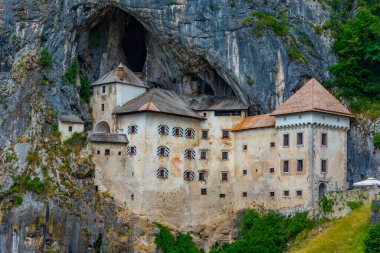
287 45 308 63
26 150 41 166
320 195 334 214
211 210 315 253
62 60 79 85
155 223 200 253
373 133 380 149
245 11 289 37
80 75 90 104
12 195 23 205
364 224 380 253
39 47 52 67
347 200 364 210
372 201 380 213
22 177 47 195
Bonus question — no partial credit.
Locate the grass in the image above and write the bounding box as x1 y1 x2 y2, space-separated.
290 204 370 253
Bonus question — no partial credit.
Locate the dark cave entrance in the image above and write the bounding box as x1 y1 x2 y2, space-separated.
122 17 147 72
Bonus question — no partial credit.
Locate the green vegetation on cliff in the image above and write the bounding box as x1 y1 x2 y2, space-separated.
325 0 380 118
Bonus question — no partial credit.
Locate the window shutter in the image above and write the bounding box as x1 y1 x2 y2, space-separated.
164 169 169 178
156 146 161 156
180 128 184 137
132 146 136 155
191 150 195 159
135 125 138 134
184 149 189 158
172 127 176 136
127 146 131 155
158 125 161 134
165 126 169 136
191 171 195 180
157 169 169 179
157 146 170 157
127 126 131 134
165 147 170 156
191 129 195 139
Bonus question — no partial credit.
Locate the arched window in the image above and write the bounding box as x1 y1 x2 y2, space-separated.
128 125 138 134
127 146 137 156
94 121 111 133
184 149 195 159
158 125 169 136
185 128 195 139
157 146 170 157
183 171 196 181
157 168 169 179
172 127 183 137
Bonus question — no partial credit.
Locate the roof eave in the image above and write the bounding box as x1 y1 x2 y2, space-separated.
90 81 147 89
270 109 354 118
231 125 276 132
113 110 205 120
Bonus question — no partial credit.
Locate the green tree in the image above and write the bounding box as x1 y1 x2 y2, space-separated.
80 75 90 104
364 224 380 253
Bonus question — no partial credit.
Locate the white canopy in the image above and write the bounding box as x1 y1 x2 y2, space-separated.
353 178 380 187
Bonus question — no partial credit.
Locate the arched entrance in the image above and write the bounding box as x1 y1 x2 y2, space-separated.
94 121 110 133
319 183 327 200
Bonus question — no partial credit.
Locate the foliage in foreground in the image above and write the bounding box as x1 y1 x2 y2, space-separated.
210 210 315 253
364 223 380 253
373 133 380 149
154 223 200 253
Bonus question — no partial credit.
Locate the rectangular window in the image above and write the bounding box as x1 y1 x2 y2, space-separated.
222 172 228 182
321 159 327 173
222 130 230 139
102 85 106 94
97 150 100 155
160 125 167 135
200 150 208 160
201 188 207 195
297 160 304 172
283 134 289 147
270 142 276 148
159 170 165 179
222 151 229 160
101 104 105 112
185 149 195 159
321 133 327 146
130 125 137 134
131 194 134 201
199 172 206 181
269 167 274 174
128 146 137 156
203 112 207 117
297 132 303 145
184 171 192 181
160 147 166 156
219 194 226 198
243 145 248 151
68 126 73 132
175 128 181 137
283 191 290 197
296 190 303 197
243 169 247 175
118 151 122 156
202 130 209 139
185 129 194 138
283 160 289 173
105 149 110 156
270 192 275 197
242 192 248 197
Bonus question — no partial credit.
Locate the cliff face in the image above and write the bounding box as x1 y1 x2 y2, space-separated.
0 0 379 251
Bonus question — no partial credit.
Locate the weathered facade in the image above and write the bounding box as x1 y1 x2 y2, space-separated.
88 65 353 227
58 115 85 141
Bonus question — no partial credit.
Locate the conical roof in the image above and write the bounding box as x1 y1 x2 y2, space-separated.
113 88 204 119
90 63 146 88
271 78 353 117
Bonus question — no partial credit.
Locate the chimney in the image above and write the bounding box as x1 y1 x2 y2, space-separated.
117 63 125 80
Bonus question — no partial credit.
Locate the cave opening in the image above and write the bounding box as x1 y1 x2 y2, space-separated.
122 17 147 72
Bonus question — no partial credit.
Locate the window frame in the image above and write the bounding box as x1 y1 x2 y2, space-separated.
270 142 276 148
242 144 248 151
200 150 208 160
222 130 230 139
242 192 248 197
199 172 206 181
102 85 106 94
321 133 328 146
283 134 289 147
221 151 229 160
296 190 303 197
201 188 207 195
297 159 304 173
297 132 303 146
269 167 275 174
243 169 247 175
221 172 228 182
321 159 328 173
282 160 289 173
283 190 290 197
201 130 209 139
219 193 226 198
105 149 110 156
101 104 105 112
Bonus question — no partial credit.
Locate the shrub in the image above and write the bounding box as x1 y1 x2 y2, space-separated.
211 210 315 253
22 177 47 195
287 45 308 63
39 47 52 67
80 75 90 104
320 195 334 214
373 133 380 149
372 201 380 213
245 11 289 37
364 224 380 253
12 194 23 205
62 60 79 85
155 223 200 253
347 200 364 210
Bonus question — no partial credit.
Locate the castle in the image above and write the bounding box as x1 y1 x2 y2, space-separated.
86 63 353 227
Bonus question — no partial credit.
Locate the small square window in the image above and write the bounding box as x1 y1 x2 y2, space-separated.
283 191 290 197
101 104 105 112
174 128 181 137
270 192 275 197
297 160 304 172
222 130 230 139
243 145 248 151
269 168 274 174
283 160 289 173
97 150 100 155
297 132 303 145
296 190 303 197
283 134 289 147
270 142 276 148
243 170 247 175
242 192 248 197
105 149 110 156
321 133 327 146
321 159 327 173
222 151 229 160
199 172 206 181
219 194 226 198
222 172 228 182
201 188 207 195
203 113 207 117
202 130 209 139
200 150 208 160
118 151 122 156
68 126 73 132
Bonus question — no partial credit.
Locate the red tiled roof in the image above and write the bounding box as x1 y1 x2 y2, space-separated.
231 114 275 131
271 78 353 117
